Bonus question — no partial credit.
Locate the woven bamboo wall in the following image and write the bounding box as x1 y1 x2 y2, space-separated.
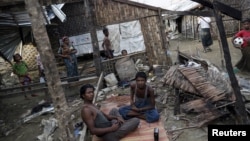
178 0 242 39
140 17 167 65
181 15 239 39
214 0 242 35
241 0 250 20
95 0 168 66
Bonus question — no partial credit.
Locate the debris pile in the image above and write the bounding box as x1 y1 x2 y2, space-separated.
161 58 236 126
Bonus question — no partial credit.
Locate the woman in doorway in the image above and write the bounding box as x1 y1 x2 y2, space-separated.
57 36 79 80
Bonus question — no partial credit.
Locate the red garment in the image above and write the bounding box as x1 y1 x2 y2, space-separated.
235 30 250 48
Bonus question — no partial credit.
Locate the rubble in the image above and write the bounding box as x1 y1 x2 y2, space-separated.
161 53 238 126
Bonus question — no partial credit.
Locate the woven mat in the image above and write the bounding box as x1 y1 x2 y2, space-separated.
92 95 169 141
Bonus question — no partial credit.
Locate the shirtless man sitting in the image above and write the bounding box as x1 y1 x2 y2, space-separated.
118 71 160 123
80 84 140 141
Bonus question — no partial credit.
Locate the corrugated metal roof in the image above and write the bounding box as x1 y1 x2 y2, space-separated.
129 0 201 11
0 11 31 26
0 4 65 61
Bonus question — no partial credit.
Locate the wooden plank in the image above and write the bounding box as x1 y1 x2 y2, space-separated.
213 1 241 20
174 88 180 115
191 0 241 20
158 9 168 50
101 51 146 63
0 82 47 92
190 0 213 9
0 87 48 98
0 76 98 98
65 76 98 87
93 72 103 104
180 99 209 113
61 73 96 81
0 73 96 92
39 0 83 6
88 0 102 76
113 0 159 11
212 2 248 124
162 10 213 17
79 122 87 141
195 110 229 127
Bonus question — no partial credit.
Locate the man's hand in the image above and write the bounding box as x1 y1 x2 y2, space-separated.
116 117 124 125
131 105 140 112
110 122 120 132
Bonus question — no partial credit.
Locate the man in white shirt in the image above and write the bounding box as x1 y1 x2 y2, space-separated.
197 16 213 53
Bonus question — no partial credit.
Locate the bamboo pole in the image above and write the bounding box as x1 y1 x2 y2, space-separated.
24 0 72 140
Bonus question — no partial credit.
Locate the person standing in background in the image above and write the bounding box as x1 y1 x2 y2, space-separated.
57 36 79 81
102 27 114 59
12 53 37 99
61 44 73 63
231 19 250 72
197 16 213 53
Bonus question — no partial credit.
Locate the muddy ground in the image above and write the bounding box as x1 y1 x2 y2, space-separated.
0 37 249 141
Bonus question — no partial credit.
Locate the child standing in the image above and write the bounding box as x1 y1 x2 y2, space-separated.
232 19 250 72
12 53 36 99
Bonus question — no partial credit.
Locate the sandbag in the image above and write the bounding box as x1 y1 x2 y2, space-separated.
115 56 137 81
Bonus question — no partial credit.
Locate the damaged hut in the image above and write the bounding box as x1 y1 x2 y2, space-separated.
161 52 237 126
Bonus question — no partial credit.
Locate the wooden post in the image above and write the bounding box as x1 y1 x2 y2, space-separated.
213 25 225 69
192 16 195 39
174 88 180 115
24 0 72 140
185 16 187 39
93 72 104 104
87 0 102 76
158 9 168 50
213 2 248 124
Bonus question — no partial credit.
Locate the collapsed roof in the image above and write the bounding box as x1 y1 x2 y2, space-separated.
129 0 201 11
0 0 200 61
0 3 65 60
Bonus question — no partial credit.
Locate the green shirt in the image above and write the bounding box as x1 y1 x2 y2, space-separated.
13 61 28 76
